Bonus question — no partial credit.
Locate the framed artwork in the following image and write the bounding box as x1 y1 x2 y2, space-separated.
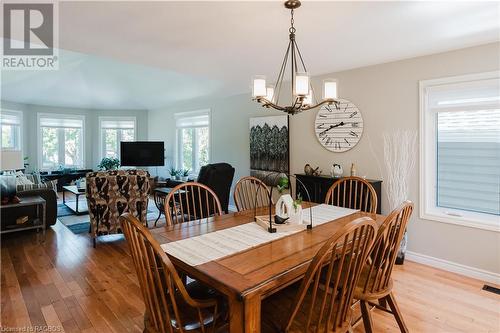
249 115 289 185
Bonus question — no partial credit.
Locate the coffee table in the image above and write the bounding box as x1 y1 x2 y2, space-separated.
62 185 88 215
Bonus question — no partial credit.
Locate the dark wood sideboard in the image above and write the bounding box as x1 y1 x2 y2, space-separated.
295 174 382 214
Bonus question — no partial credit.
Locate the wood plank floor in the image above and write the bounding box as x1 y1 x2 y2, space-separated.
1 219 499 332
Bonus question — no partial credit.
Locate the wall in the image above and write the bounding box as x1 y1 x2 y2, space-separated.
149 42 500 276
0 100 148 170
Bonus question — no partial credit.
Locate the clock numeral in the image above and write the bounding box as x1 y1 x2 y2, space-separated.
349 131 358 137
349 111 358 118
344 104 349 112
326 137 331 146
316 123 325 129
319 113 327 118
325 105 333 113
344 138 350 146
351 122 359 128
334 141 341 150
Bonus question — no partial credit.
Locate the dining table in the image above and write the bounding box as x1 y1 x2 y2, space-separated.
150 203 385 333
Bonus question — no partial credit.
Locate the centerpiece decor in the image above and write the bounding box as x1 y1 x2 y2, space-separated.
253 173 313 233
252 0 339 115
98 157 120 171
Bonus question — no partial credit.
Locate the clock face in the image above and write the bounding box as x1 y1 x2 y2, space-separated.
314 99 364 152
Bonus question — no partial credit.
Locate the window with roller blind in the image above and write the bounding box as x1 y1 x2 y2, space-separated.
0 110 22 151
38 114 85 169
420 72 500 231
175 110 210 175
99 117 136 159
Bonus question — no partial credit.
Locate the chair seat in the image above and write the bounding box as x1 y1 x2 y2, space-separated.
353 266 393 301
145 280 227 332
261 282 352 333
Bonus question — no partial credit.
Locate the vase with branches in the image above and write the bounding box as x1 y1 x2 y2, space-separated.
383 129 417 264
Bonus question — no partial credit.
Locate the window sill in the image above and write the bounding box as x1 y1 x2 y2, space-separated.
420 211 500 233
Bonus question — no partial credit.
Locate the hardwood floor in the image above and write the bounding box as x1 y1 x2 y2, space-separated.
1 220 499 332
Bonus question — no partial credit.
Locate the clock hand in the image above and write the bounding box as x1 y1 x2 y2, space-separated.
319 122 345 136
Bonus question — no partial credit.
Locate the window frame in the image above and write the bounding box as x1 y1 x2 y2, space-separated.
175 109 211 176
37 113 86 170
98 116 137 159
0 109 23 151
419 71 500 232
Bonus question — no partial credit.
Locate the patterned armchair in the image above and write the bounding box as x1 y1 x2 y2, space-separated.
86 170 150 247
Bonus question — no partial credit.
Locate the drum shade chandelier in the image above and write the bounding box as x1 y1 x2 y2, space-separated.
252 0 339 115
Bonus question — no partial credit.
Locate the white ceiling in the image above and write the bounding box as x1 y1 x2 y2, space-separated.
1 1 499 110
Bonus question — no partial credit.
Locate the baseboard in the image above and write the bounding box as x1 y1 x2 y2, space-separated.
406 251 500 285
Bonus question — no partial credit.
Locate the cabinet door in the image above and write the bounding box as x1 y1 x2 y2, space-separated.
296 176 322 203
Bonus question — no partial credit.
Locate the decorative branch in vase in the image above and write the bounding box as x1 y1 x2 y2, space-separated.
383 129 417 264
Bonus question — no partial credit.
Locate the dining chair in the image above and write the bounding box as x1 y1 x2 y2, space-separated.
164 182 223 226
353 200 414 333
261 216 377 333
233 176 272 212
120 213 225 333
324 176 378 214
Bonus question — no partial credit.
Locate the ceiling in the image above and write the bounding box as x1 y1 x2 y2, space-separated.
1 1 499 110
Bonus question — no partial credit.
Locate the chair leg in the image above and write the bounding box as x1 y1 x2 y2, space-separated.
386 292 409 333
378 297 387 309
360 300 374 333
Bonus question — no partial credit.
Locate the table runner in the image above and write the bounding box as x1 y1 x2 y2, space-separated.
161 204 358 266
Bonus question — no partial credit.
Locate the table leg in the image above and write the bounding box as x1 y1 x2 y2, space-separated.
63 189 66 204
244 294 261 333
75 194 79 214
228 295 244 333
42 202 46 242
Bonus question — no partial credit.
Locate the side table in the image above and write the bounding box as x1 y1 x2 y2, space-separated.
0 195 46 241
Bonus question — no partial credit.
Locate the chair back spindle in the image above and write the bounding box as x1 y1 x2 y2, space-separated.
233 176 272 212
360 201 414 296
120 213 219 333
284 217 377 332
165 182 223 226
325 177 378 214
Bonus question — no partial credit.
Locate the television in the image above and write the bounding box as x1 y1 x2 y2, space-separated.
120 141 165 167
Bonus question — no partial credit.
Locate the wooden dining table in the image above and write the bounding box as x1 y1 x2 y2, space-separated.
150 203 385 333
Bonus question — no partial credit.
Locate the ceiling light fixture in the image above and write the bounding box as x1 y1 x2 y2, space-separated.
252 0 339 115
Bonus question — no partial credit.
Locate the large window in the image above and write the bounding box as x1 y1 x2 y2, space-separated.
175 110 210 174
420 72 500 231
38 114 85 169
0 110 22 151
99 117 136 159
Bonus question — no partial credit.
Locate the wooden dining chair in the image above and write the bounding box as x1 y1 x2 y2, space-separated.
233 176 273 212
325 176 378 214
353 201 414 333
119 213 225 333
261 216 377 333
164 182 223 226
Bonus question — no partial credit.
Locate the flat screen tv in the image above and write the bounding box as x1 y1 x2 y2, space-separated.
120 141 165 167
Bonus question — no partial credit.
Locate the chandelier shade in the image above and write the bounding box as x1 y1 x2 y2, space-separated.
252 0 339 115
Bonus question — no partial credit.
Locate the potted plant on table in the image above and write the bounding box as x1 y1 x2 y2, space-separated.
169 167 178 180
98 157 120 171
181 169 190 181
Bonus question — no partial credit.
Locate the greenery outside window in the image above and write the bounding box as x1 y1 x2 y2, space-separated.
0 110 22 151
175 110 210 175
38 114 85 170
99 117 136 159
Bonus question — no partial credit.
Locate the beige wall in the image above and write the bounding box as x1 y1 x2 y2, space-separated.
149 42 500 275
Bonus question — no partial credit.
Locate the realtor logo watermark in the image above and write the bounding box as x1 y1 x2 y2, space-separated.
2 2 59 70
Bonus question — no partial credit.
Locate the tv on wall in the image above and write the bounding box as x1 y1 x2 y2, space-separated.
120 141 165 167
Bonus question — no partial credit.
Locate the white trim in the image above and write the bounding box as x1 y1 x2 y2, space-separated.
0 109 23 152
37 113 86 170
406 251 500 286
98 116 137 159
419 71 500 232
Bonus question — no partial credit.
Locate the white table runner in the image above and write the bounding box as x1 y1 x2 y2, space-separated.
161 204 358 266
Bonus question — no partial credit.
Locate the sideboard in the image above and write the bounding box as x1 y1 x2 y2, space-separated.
295 174 382 214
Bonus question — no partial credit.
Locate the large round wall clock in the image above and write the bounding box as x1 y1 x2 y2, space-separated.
314 98 364 152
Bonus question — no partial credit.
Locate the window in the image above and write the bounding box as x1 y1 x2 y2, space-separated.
420 71 500 231
175 110 210 174
0 110 22 151
38 114 85 169
99 117 136 159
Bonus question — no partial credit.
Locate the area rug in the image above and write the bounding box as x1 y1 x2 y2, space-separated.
57 203 75 217
58 208 161 234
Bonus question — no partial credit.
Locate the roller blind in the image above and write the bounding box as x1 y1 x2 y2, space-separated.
100 119 135 129
431 79 500 216
0 110 22 125
175 110 209 128
40 116 83 128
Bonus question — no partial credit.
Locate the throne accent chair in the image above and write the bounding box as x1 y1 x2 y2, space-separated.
86 169 150 247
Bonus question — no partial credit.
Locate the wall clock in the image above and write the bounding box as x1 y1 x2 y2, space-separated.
314 98 364 152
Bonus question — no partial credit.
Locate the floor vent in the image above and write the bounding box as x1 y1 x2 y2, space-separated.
482 285 500 295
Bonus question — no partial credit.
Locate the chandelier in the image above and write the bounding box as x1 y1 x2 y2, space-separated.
252 0 339 115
